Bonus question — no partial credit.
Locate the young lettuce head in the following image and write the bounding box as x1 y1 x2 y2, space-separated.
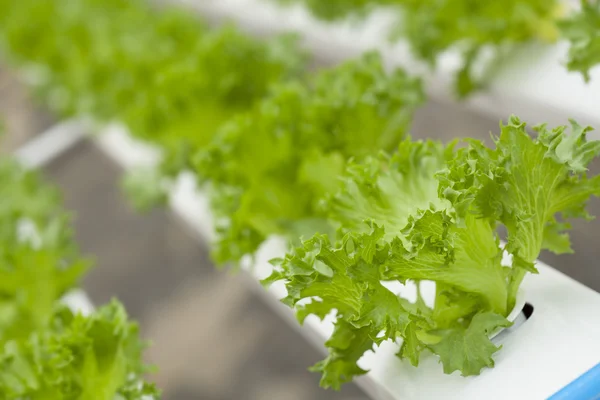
195 52 424 265
0 301 159 400
0 158 159 399
265 116 600 389
559 0 600 81
0 160 88 346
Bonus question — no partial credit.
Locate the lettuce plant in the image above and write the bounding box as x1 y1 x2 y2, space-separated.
0 159 88 346
195 53 424 264
0 158 158 399
559 0 600 81
265 116 600 389
0 302 159 399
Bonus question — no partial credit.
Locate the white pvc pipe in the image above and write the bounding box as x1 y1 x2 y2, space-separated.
14 119 87 169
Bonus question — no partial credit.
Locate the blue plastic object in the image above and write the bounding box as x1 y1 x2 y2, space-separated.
548 362 600 400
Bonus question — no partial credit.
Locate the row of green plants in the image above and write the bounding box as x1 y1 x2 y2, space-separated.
0 154 159 398
0 0 425 267
1 0 600 393
275 0 600 96
0 0 307 199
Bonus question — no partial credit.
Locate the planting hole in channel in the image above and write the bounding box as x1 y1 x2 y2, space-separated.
522 303 534 319
511 302 535 330
491 303 534 344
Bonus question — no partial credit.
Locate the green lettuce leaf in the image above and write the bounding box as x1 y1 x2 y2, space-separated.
310 321 374 390
326 138 451 238
0 246 89 346
428 311 511 376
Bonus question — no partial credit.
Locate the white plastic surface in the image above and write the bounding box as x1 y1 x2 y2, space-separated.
178 0 600 132
14 120 86 168
93 125 600 400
